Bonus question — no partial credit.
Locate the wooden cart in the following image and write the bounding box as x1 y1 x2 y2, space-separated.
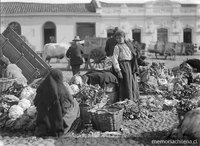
83 37 107 70
148 41 176 60
1 27 50 83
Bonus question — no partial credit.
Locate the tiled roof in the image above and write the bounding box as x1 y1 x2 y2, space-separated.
0 2 96 15
99 2 144 7
181 4 197 7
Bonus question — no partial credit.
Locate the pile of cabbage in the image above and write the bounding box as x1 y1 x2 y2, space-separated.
138 62 200 119
0 83 37 131
68 75 108 110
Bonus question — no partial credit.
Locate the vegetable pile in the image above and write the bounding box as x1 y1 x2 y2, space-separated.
136 62 200 121
0 82 37 131
74 84 105 106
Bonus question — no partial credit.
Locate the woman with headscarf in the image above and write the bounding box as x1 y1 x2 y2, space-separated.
34 68 80 137
111 30 140 102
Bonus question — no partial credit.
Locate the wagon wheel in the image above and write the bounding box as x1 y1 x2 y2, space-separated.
88 49 106 70
164 48 176 60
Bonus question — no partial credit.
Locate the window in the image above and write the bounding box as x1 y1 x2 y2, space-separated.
183 28 192 43
132 29 141 43
8 22 21 35
43 21 56 45
76 23 96 40
157 28 168 42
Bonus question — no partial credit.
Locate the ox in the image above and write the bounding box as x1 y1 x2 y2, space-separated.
43 43 70 64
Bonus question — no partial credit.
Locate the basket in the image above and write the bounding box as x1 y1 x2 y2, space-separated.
79 103 92 126
106 91 118 105
0 78 16 94
91 106 123 132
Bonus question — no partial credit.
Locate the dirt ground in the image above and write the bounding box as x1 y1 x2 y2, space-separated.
1 52 200 146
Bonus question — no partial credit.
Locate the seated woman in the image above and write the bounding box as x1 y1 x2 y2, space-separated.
34 68 80 137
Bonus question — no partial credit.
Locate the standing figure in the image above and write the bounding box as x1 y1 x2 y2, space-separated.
49 36 56 43
66 36 84 75
105 27 119 57
111 30 140 102
34 69 80 137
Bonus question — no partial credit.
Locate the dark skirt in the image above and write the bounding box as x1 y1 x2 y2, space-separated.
118 61 140 101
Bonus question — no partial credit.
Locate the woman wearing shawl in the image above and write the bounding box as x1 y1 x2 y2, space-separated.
111 30 140 102
34 69 80 137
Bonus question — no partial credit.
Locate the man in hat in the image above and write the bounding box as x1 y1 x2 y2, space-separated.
105 27 119 57
66 36 84 75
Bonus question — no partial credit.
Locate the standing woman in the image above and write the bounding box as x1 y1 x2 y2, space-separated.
34 69 80 137
111 30 140 102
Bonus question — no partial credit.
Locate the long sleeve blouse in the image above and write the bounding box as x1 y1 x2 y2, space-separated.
112 43 133 72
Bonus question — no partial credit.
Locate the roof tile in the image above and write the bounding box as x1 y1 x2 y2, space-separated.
1 2 96 15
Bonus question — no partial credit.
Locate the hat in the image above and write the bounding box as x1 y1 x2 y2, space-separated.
113 27 119 34
72 36 81 41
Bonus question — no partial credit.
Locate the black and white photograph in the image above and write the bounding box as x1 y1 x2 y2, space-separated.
0 0 200 145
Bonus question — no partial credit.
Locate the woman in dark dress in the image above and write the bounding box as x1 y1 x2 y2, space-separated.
34 68 80 137
111 30 140 102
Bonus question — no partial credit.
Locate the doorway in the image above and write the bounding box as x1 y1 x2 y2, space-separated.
183 28 192 43
157 28 168 42
43 21 56 45
132 29 141 43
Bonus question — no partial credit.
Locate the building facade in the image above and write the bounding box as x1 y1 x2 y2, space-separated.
1 0 200 52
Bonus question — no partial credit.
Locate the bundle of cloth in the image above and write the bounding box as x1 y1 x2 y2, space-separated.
5 64 28 86
0 53 27 86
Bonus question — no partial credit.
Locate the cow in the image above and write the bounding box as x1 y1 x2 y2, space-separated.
43 43 71 64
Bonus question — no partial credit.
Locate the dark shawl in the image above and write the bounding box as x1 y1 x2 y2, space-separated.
84 70 118 88
125 40 139 74
105 37 117 57
34 69 74 137
185 59 200 73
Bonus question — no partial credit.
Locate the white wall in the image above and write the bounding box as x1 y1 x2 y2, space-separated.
1 13 199 52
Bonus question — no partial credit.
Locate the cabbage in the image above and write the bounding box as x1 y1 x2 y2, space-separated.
26 106 37 118
20 86 36 102
8 105 24 120
18 98 31 111
158 78 168 85
74 76 83 86
63 82 74 95
70 84 80 95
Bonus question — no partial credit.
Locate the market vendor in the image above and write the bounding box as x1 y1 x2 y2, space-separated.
111 30 140 102
34 68 80 137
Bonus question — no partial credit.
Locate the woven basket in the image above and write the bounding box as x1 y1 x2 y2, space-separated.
0 78 16 94
106 91 118 105
91 107 123 132
79 103 92 125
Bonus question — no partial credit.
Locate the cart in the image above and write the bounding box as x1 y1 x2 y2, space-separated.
148 41 176 60
0 27 50 83
82 37 107 70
